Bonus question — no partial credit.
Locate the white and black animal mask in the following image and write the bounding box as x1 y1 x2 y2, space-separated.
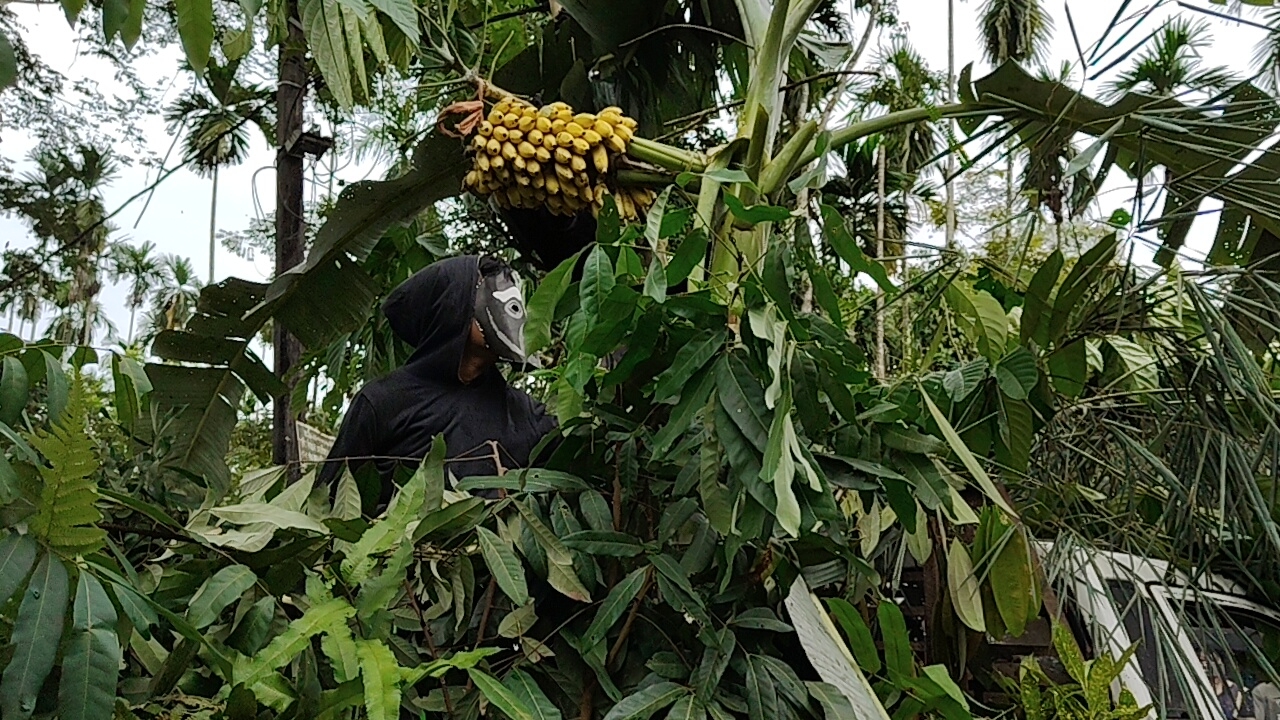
474 261 528 364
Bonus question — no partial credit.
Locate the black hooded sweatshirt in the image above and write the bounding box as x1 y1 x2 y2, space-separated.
317 255 557 508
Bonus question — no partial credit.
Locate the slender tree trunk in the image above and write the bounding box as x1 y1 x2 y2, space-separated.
875 144 887 380
944 0 957 251
1005 151 1014 245
209 166 219 285
7 306 14 333
274 0 307 473
128 306 136 345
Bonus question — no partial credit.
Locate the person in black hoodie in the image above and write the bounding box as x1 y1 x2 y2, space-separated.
317 254 557 510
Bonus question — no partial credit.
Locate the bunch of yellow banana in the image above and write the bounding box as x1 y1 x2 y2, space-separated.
462 97 653 220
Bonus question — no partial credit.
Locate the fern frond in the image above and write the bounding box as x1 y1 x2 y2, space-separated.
28 376 105 557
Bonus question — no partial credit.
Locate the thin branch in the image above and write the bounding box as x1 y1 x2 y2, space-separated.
618 23 750 49
464 2 549 30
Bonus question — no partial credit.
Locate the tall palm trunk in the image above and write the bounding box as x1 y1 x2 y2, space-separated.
875 144 887 379
128 305 137 344
945 0 957 251
209 166 219 285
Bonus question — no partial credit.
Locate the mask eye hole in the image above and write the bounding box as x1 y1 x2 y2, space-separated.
507 301 524 318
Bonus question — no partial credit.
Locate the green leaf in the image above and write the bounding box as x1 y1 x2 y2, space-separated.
498 603 538 638
704 168 754 186
745 656 778 720
236 597 355 683
42 351 67 422
579 492 612 532
503 669 563 720
0 32 15 92
515 500 573 565
175 0 214 73
825 598 880 674
995 348 1038 401
188 564 257 629
919 387 1018 518
1047 339 1087 397
58 573 121 720
723 193 791 224
666 695 707 720
527 251 582 354
0 533 37 605
562 530 644 557
583 566 647 648
1 355 28 427
645 186 672 249
716 353 769 451
120 0 145 48
729 608 792 632
227 596 277 655
602 682 688 720
102 0 129 39
1021 250 1063 346
653 332 724 404
990 524 1038 638
301 0 352 109
1048 233 1117 343
1 552 69 720
947 540 985 632
365 0 416 46
111 354 150 432
581 245 616 325
1105 337 1158 391
470 669 536 720
356 638 402 720
877 599 912 682
458 469 591 494
970 290 1009 360
211 503 329 534
477 526 529 606
942 358 988 402
997 393 1034 473
666 229 708 287
807 682 858 720
820 204 894 293
644 255 668 303
691 628 735 700
1052 621 1087 685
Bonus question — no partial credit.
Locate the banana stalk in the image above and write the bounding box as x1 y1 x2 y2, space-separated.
758 119 819 197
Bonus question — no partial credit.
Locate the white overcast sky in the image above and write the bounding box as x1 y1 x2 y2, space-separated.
1 0 1274 343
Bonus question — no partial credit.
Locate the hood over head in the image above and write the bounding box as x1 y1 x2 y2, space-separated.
381 255 531 381
382 255 479 381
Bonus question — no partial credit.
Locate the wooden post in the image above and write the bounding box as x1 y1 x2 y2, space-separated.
273 0 306 472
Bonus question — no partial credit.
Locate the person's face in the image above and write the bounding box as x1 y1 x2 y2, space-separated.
474 269 528 363
467 319 495 357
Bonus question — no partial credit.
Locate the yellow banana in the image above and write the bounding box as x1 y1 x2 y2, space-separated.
555 147 572 165
525 160 541 176
565 122 584 138
508 129 523 144
606 134 627 154
501 142 518 161
535 147 551 163
535 116 552 133
517 115 535 132
527 129 543 146
583 129 602 145
503 113 521 129
492 126 509 142
518 141 536 159
592 145 609 174
555 163 574 181
478 121 494 137
572 137 590 155
556 131 574 147
593 119 613 138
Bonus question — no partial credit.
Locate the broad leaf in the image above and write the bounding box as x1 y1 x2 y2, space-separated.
470 669 536 720
211 503 329 534
0 532 37 605
478 526 529 606
603 682 688 720
356 638 402 720
562 530 645 557
503 669 563 720
581 245 617 325
653 332 724 404
583 567 647 649
825 598 880 674
877 600 912 683
995 348 1038 401
175 0 213 72
58 573 121 720
1 552 69 720
527 251 582 354
947 540 985 632
0 355 27 426
188 564 257 629
919 387 1018 518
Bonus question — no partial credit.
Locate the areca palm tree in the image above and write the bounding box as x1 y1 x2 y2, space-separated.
979 0 1054 243
164 59 274 284
143 254 202 342
109 241 162 344
1107 17 1235 99
979 0 1053 67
